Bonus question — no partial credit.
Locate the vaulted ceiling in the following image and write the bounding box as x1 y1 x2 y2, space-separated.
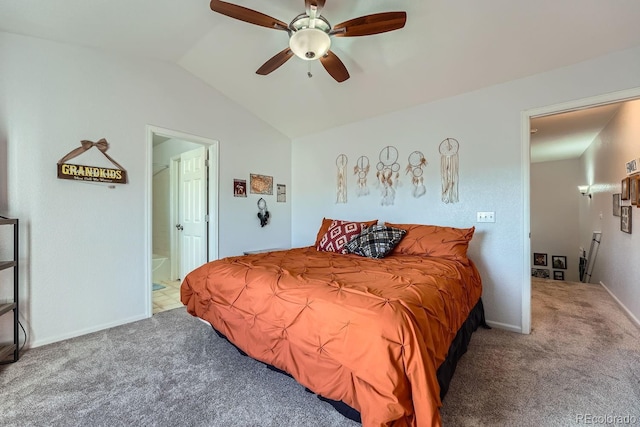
2 0 640 141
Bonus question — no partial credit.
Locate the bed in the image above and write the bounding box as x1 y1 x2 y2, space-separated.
181 219 485 427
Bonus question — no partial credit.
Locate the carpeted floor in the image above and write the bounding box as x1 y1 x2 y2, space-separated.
440 278 640 426
1 278 638 426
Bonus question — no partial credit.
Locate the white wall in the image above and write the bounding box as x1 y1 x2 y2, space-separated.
292 45 640 332
579 99 640 325
530 159 581 282
0 32 291 347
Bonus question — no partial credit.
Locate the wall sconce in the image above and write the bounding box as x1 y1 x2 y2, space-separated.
578 185 591 198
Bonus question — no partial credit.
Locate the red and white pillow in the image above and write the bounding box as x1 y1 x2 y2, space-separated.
316 220 369 254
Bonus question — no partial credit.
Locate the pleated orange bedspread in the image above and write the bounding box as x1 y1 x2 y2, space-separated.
181 247 482 427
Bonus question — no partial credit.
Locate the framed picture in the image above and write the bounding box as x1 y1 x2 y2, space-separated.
531 268 550 279
613 193 621 217
250 174 273 195
533 253 547 266
626 158 639 175
621 177 630 200
552 255 567 270
276 184 286 202
553 271 564 280
621 205 632 234
233 179 247 197
631 176 638 206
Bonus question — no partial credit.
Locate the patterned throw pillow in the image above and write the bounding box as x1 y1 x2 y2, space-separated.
316 220 368 254
345 225 407 259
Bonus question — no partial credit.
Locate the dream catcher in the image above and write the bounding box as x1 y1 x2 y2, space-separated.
353 155 370 197
406 151 427 198
376 146 401 206
439 138 459 203
257 198 270 227
336 154 348 204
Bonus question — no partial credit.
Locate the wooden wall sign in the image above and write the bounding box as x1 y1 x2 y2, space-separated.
57 139 128 184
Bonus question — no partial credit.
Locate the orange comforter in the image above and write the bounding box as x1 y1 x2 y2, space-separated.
181 247 482 427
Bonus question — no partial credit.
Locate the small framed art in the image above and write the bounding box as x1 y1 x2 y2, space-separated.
233 179 247 197
621 177 631 200
533 253 547 266
631 176 638 206
276 184 286 202
250 174 273 195
621 205 632 234
553 271 564 281
552 255 567 270
613 193 621 217
532 268 550 279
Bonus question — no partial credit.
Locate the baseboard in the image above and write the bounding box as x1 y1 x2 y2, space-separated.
485 320 522 333
599 281 640 329
29 313 149 349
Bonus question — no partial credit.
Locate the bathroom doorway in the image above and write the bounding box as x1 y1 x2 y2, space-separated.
147 126 219 315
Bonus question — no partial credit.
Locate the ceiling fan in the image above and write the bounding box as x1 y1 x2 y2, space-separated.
210 0 407 82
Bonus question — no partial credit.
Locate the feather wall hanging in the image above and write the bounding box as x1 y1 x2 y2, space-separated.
336 154 348 204
439 138 459 203
376 146 401 206
406 151 427 198
354 155 370 197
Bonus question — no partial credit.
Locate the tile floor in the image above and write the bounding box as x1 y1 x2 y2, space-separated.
152 279 183 314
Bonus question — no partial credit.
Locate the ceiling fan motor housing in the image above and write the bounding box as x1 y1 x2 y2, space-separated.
288 15 331 60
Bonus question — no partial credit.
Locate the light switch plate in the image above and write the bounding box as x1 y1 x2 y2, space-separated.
477 211 495 223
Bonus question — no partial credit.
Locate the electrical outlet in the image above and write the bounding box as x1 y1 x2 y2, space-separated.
477 211 495 223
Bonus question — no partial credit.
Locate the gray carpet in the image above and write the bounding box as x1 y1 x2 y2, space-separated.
441 279 640 426
1 279 638 426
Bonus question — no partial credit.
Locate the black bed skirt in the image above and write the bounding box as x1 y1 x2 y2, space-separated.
213 298 489 423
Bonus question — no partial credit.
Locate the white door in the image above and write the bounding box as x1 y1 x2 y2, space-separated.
178 146 208 279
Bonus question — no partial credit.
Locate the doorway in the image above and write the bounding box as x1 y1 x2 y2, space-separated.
146 126 219 316
522 87 640 333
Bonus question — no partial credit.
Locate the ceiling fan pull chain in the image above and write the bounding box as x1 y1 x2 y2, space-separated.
307 62 313 78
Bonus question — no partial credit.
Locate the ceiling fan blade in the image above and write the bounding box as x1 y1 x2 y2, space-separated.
332 12 407 37
320 50 350 83
305 0 326 16
210 0 289 31
256 48 294 75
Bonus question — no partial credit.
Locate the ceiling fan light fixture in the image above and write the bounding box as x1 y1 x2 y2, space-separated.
289 28 331 60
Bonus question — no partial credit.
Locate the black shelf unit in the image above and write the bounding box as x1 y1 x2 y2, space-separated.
0 216 19 364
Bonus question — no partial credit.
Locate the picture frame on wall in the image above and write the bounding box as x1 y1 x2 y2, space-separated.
533 253 547 266
631 176 638 206
553 271 564 280
621 205 632 234
621 177 631 200
531 268 550 279
233 179 247 197
250 174 273 195
552 255 567 270
276 184 286 202
613 193 621 217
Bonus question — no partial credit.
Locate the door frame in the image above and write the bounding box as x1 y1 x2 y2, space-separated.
169 154 180 281
521 86 640 334
146 125 219 317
